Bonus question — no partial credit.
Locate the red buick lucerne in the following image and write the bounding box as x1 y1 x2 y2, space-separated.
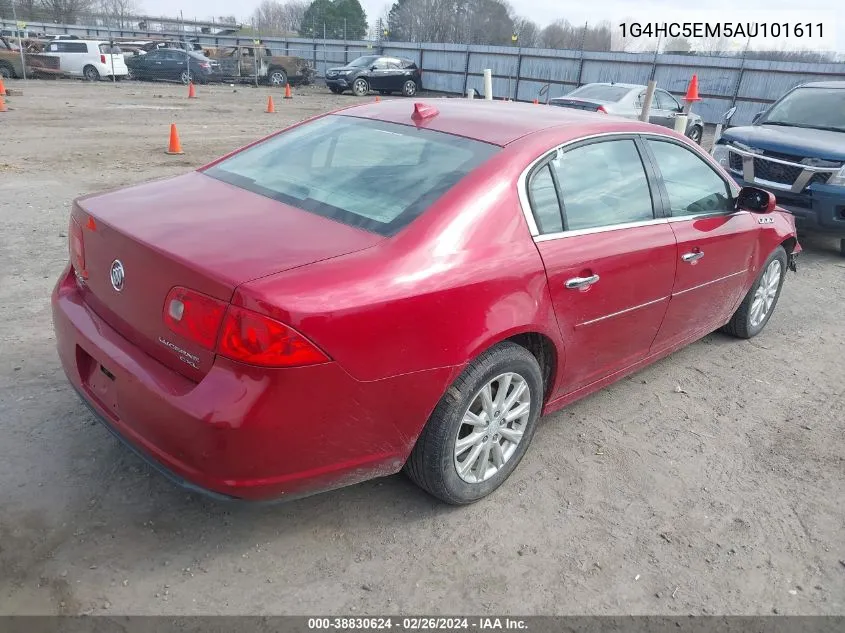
52 99 800 504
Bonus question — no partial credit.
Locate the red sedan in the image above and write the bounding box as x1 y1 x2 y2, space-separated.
52 100 800 504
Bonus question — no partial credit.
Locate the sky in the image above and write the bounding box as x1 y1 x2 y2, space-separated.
140 0 842 52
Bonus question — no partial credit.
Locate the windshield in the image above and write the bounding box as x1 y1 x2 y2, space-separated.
348 55 378 68
762 87 845 132
566 84 631 102
204 115 499 236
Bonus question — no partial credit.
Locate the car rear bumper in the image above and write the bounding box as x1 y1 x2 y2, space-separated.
732 176 845 235
52 265 453 501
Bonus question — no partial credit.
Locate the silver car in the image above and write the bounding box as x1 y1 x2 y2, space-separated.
549 83 704 144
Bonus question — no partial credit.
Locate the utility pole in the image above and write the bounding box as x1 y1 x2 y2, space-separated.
11 2 26 80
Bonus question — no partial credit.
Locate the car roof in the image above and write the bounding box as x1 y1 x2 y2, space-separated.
337 98 657 146
572 82 643 90
797 81 845 89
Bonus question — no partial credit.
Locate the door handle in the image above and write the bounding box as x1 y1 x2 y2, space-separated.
565 274 600 289
681 251 704 263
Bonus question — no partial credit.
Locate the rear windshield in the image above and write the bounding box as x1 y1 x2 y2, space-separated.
566 84 631 101
205 115 499 236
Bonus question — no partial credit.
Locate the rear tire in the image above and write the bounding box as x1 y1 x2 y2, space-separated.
0 62 14 79
267 68 288 87
180 70 193 85
83 65 100 81
404 342 543 505
722 247 787 339
402 79 418 97
840 238 845 258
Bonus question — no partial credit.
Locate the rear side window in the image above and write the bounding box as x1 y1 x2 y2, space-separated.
646 140 732 216
51 42 88 53
527 165 563 234
205 115 499 236
550 140 654 231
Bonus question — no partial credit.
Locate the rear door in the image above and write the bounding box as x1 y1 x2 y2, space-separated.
527 136 678 395
643 136 759 353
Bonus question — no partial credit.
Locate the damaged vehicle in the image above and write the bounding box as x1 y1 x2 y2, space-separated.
0 35 62 79
202 44 314 87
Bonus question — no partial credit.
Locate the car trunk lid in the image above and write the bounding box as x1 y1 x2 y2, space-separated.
72 171 382 381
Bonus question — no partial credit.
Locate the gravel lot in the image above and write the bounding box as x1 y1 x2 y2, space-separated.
1 79 843 617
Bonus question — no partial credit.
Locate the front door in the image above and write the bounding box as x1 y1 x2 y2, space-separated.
649 90 681 129
367 58 391 90
526 136 678 395
643 137 759 353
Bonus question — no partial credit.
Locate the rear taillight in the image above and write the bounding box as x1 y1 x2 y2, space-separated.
218 306 329 368
163 287 227 350
100 54 106 64
597 105 608 114
69 216 87 279
199 61 210 69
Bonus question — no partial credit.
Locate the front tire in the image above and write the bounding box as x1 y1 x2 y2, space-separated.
687 125 703 144
405 342 543 504
0 62 15 79
352 77 369 97
83 65 100 81
722 246 787 339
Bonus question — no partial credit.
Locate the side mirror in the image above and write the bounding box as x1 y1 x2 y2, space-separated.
736 187 777 213
752 111 764 124
724 106 737 123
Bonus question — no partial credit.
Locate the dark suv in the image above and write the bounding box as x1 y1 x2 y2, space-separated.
325 55 421 97
712 81 845 255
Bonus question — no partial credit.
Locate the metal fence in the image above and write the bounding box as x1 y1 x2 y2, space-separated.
3 16 845 125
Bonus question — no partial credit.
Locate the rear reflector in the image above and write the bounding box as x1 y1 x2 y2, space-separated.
218 306 329 368
100 54 106 64
69 216 87 280
163 287 227 350
597 105 608 114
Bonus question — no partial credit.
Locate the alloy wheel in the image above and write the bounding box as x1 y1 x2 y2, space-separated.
353 78 368 96
453 372 531 484
749 259 782 327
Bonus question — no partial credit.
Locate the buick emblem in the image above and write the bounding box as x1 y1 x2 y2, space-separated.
110 260 125 292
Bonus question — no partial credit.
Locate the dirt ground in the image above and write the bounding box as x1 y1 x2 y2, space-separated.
0 79 843 617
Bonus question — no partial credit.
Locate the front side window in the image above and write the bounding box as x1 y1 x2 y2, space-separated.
547 139 655 231
205 115 499 236
647 140 732 216
655 91 681 111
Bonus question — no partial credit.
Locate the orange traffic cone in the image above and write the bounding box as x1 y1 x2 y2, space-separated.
533 98 539 105
0 76 6 96
284 84 292 99
188 82 197 99
684 74 701 102
165 123 184 155
266 95 275 113
0 93 7 113
375 95 381 102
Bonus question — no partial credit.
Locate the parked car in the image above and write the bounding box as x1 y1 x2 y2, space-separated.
550 83 704 144
126 49 218 84
325 55 421 97
52 100 799 504
712 81 845 255
202 44 314 86
41 39 128 81
0 34 62 78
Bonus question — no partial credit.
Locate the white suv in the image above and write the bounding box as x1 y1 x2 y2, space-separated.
42 39 129 81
